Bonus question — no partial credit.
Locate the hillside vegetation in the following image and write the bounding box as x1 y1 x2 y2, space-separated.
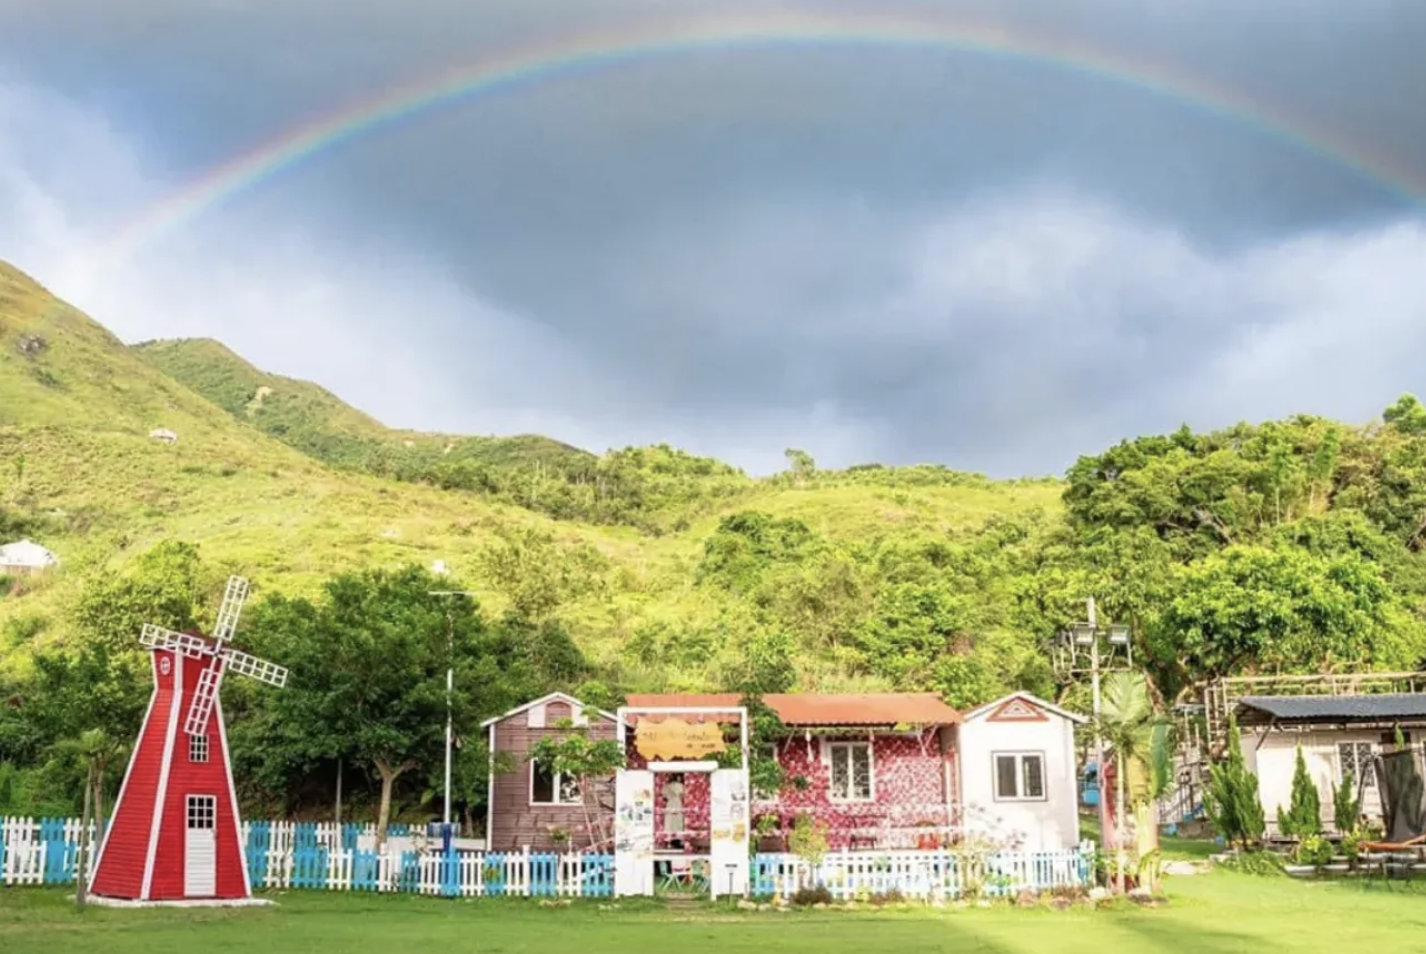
7 258 1426 818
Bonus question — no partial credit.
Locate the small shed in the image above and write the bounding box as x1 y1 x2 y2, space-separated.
957 692 1086 851
0 539 59 576
1236 693 1426 833
483 692 619 851
149 428 178 444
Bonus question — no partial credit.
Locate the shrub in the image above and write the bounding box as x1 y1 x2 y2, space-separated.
790 885 834 907
1216 851 1286 877
1206 717 1266 848
1280 746 1322 838
1334 772 1361 834
1296 834 1334 867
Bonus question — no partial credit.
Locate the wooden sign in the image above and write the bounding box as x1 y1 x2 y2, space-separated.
634 717 725 761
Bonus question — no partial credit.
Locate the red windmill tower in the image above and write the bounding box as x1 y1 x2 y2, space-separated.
91 576 288 904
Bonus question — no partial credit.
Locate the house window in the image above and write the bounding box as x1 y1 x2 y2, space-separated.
189 734 209 763
1339 743 1376 788
994 753 1046 801
828 742 873 801
530 761 581 805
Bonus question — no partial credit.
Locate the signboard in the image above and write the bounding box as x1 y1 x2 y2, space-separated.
614 770 655 897
634 717 725 761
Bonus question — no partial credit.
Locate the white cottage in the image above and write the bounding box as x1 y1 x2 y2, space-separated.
0 539 59 575
1236 694 1426 834
956 692 1086 851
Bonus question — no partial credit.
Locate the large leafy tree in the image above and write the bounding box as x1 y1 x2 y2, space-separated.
238 565 554 836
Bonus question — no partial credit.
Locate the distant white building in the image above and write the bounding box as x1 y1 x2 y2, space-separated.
0 539 60 575
149 428 178 443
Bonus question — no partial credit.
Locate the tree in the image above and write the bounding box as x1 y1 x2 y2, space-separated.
49 729 127 908
1092 672 1165 894
526 713 625 850
1279 746 1322 838
241 566 543 840
783 449 816 485
1383 394 1426 436
1333 771 1360 834
1206 716 1265 850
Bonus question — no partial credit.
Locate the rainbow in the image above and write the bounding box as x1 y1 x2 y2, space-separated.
103 9 1425 259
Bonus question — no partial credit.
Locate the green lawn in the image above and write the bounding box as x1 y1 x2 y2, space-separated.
4 873 1425 954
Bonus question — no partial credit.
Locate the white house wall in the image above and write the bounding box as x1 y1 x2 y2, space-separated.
1244 729 1386 834
957 706 1080 851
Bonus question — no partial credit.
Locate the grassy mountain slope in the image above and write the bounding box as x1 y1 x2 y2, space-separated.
0 260 1062 693
132 336 592 474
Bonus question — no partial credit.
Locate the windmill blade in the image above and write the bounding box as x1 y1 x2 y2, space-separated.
211 575 250 644
139 624 211 660
221 647 288 688
184 660 225 737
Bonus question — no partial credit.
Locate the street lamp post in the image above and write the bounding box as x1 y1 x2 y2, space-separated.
429 584 477 839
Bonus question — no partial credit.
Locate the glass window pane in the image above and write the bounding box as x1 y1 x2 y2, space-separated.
852 745 872 799
532 763 556 803
831 746 849 798
1023 756 1045 799
996 755 1018 799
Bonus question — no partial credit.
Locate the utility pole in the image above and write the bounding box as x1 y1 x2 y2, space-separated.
1050 598 1132 880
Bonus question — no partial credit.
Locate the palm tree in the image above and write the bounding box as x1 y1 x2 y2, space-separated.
1093 672 1171 894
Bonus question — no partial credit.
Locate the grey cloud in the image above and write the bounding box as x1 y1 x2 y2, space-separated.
1 1 1425 477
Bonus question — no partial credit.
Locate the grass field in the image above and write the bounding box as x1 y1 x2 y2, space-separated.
4 873 1425 954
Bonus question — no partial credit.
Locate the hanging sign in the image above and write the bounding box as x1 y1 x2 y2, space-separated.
634 717 725 760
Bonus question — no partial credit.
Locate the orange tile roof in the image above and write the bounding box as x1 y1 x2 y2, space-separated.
623 692 960 726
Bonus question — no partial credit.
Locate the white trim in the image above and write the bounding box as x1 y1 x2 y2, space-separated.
827 741 875 803
647 760 720 773
486 722 496 849
143 649 185 900
91 651 161 886
991 750 1049 802
214 694 251 897
962 692 1088 725
480 692 616 728
528 760 581 806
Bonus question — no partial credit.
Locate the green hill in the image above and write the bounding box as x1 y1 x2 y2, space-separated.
0 260 1063 698
132 335 594 474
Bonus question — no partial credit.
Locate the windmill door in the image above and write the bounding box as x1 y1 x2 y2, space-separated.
184 795 217 896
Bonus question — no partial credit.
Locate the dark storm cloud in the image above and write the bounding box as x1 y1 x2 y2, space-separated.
2 0 1425 475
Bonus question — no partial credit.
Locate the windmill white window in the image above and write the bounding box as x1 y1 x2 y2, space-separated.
189 734 210 763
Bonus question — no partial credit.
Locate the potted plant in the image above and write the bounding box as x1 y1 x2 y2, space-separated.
914 820 942 850
755 812 786 852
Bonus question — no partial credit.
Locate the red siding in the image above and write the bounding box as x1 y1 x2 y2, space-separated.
92 651 175 899
488 700 616 851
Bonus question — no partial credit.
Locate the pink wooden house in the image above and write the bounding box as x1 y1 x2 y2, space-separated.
485 690 1083 854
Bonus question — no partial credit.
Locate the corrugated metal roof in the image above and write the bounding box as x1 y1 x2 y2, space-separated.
623 692 961 726
1236 694 1426 723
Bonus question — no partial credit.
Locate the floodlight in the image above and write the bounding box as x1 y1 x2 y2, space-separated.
1107 624 1130 646
1071 622 1097 646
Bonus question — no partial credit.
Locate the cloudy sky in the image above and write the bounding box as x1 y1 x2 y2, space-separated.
2 0 1424 476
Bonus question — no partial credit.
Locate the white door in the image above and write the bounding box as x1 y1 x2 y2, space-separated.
185 795 217 896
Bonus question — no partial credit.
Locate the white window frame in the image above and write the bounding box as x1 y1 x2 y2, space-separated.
529 760 582 806
189 734 210 764
993 751 1048 802
185 794 217 829
827 741 875 803
1338 742 1376 789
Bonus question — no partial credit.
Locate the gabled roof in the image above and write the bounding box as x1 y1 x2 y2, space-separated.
480 691 617 728
1236 694 1426 725
0 539 58 567
961 692 1088 725
623 692 961 726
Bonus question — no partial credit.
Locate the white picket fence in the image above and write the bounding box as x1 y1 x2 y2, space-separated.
3 815 1092 900
750 843 1094 901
